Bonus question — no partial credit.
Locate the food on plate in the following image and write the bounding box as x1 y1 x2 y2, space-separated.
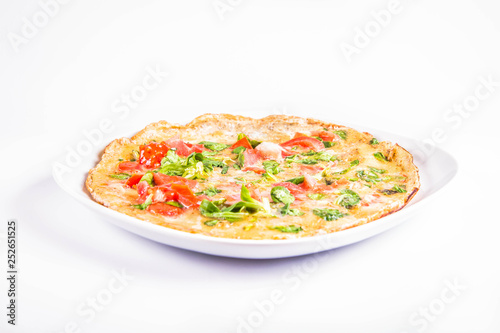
86 114 420 240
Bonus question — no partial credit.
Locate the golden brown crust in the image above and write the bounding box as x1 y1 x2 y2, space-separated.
86 114 420 239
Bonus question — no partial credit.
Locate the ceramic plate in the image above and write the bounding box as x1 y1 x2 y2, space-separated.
52 121 457 259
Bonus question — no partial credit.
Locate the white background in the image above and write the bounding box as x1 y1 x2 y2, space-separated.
1 0 500 332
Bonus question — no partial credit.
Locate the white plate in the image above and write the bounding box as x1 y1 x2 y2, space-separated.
52 123 457 259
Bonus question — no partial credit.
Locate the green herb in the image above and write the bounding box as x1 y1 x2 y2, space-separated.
118 158 124 162
333 130 347 140
336 189 361 209
356 170 382 184
237 133 261 148
131 150 140 161
262 160 282 175
380 185 407 195
298 159 318 165
370 138 379 145
139 172 154 186
159 151 228 179
201 151 218 157
313 208 347 221
165 201 183 208
221 165 229 174
132 194 153 210
269 225 303 233
270 186 295 204
301 150 317 156
279 203 305 216
237 150 245 168
307 193 326 200
109 173 131 180
323 141 335 148
195 187 222 197
204 219 219 226
374 152 388 162
285 176 305 185
233 163 241 170
199 199 248 221
335 159 359 175
198 141 230 151
232 146 246 154
348 177 358 182
368 166 386 174
312 136 323 141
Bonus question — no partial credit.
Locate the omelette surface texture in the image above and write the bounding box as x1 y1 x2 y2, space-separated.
86 114 420 240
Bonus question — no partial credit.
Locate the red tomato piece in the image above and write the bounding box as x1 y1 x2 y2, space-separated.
139 142 170 168
311 130 338 142
148 203 183 216
126 174 143 188
280 137 324 151
171 184 200 208
151 186 178 203
153 173 197 189
230 137 253 150
293 132 308 139
118 161 144 172
241 166 265 174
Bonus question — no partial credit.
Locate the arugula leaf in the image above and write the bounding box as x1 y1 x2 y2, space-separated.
237 150 245 168
380 184 407 195
183 161 208 180
131 150 140 161
199 199 248 221
269 225 303 233
279 203 305 216
237 133 261 148
198 141 230 151
232 146 246 154
374 152 388 162
195 187 222 197
368 166 387 174
221 165 229 174
285 176 305 185
139 172 154 186
204 219 219 226
298 159 318 165
313 208 347 221
109 173 131 180
393 184 407 193
307 193 326 200
262 160 281 175
270 186 295 204
335 159 359 175
165 201 183 208
333 130 347 140
323 141 335 148
356 170 382 184
336 189 361 209
132 194 153 210
370 138 379 145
